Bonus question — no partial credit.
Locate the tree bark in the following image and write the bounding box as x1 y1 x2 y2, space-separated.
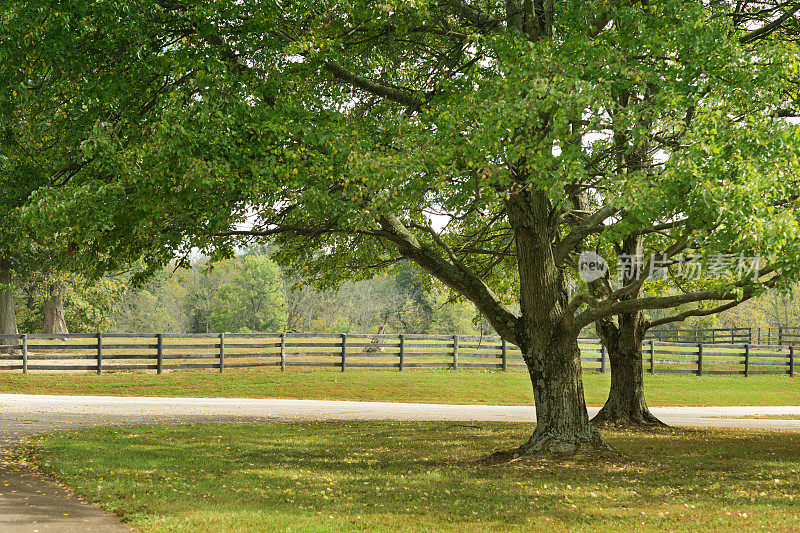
42 281 69 336
0 269 19 354
593 313 665 427
519 329 606 454
502 189 606 456
591 232 665 427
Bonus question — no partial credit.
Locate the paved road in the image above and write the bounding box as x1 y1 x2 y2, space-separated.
1 394 800 532
2 394 800 429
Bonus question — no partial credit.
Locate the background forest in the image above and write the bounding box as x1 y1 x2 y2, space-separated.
11 247 800 336
13 248 492 335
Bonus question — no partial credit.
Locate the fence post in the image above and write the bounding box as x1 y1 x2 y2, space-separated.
157 333 163 375
779 327 784 346
600 343 607 373
22 334 28 375
280 332 286 371
697 342 703 376
219 332 225 373
399 334 405 371
649 340 655 374
501 338 508 371
790 345 795 378
453 335 459 370
96 332 102 375
744 343 750 377
341 333 347 372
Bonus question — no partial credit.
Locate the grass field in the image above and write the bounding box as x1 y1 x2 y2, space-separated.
25 421 800 532
1 370 799 406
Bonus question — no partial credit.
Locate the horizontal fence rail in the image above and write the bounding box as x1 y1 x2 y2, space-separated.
645 327 753 344
0 333 796 377
645 326 800 346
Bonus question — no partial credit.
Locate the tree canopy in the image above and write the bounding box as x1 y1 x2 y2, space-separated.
5 0 800 453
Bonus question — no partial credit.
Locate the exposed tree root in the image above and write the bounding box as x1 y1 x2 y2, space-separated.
480 428 615 465
591 406 669 430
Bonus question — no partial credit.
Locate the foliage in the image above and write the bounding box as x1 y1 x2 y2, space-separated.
716 283 800 330
7 0 800 448
113 254 287 333
208 255 286 333
7 0 797 339
113 255 481 334
15 274 124 333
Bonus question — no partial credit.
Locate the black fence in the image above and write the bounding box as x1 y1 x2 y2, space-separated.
646 327 800 346
0 333 796 377
646 327 752 344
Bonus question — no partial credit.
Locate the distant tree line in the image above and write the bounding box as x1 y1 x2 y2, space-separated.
11 247 800 337
9 250 493 336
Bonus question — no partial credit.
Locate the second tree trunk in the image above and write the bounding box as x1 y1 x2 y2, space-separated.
0 269 19 354
593 313 664 426
42 281 69 335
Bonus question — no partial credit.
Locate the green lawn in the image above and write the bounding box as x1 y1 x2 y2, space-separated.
1 370 799 406
26 421 800 532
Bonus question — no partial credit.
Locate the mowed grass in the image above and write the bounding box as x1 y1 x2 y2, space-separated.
1 370 799 406
26 421 800 532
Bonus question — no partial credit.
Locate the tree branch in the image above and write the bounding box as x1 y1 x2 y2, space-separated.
441 0 505 33
739 3 800 43
322 61 424 109
647 270 784 329
378 213 522 345
574 289 741 330
647 298 750 329
633 218 689 236
200 30 277 106
552 203 616 266
573 265 780 331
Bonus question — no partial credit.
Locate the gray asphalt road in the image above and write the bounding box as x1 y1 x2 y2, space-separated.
1 394 800 532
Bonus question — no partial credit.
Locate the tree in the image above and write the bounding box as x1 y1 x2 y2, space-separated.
587 0 800 427
17 272 124 334
13 0 800 455
16 271 71 336
1 0 191 341
208 255 286 333
40 272 69 335
590 242 770 427
0 269 17 352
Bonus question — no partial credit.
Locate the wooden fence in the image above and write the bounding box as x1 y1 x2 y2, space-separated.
645 326 800 346
646 327 752 344
0 333 797 377
752 327 800 346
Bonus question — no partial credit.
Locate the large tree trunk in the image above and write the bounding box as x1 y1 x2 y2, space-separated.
501 190 606 456
593 313 665 427
42 281 69 335
518 329 606 454
0 269 19 354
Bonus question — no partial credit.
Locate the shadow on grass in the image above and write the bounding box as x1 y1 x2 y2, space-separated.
26 421 800 531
